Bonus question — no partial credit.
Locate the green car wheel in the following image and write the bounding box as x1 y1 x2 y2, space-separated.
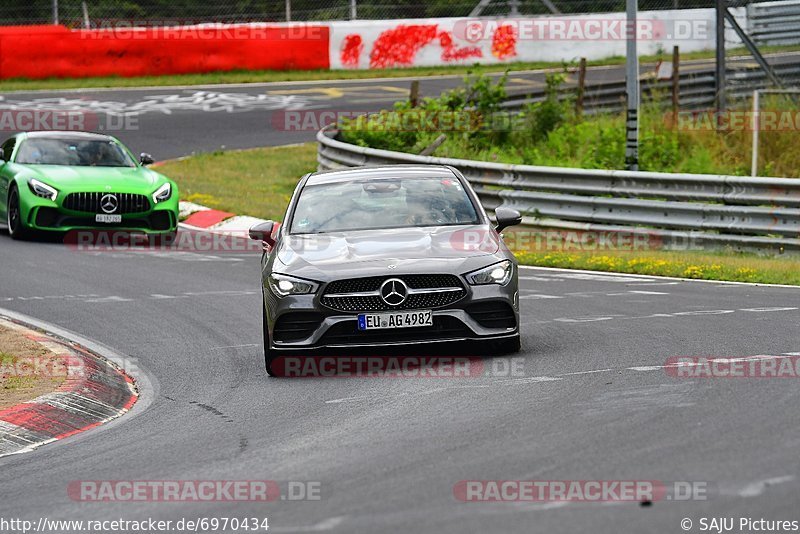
6 185 28 240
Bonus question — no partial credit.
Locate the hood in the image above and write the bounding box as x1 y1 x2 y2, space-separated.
274 225 503 279
22 165 163 191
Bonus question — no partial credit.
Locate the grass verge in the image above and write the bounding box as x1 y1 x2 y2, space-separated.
515 249 800 285
1 45 798 92
159 143 800 286
0 326 65 410
155 144 318 222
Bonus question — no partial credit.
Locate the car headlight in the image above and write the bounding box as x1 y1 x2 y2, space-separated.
28 179 58 201
267 273 319 297
466 260 513 286
152 183 172 203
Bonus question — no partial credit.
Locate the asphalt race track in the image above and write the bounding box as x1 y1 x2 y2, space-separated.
1 51 798 158
1 57 800 533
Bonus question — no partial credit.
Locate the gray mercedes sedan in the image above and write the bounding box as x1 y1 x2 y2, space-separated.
249 165 522 376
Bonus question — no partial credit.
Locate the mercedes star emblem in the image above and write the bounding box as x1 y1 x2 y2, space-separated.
379 278 408 306
100 194 119 214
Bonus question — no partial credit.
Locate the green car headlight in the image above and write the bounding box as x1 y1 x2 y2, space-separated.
466 260 513 286
267 273 319 297
152 183 172 203
28 179 58 201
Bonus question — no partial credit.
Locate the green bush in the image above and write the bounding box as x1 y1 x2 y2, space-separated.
340 73 800 177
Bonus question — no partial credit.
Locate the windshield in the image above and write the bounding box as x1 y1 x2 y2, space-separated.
290 176 481 234
15 138 136 167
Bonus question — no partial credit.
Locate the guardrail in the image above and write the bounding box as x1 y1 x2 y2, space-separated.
502 62 800 115
748 0 800 47
317 125 800 252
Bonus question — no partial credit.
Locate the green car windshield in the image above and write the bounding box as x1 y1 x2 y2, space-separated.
15 139 137 168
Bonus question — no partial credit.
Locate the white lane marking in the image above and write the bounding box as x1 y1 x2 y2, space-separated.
553 316 617 323
783 352 800 356
323 349 800 405
83 296 133 303
626 282 680 286
2 290 259 304
0 92 314 117
735 476 795 498
325 384 495 404
629 354 795 373
522 305 800 326
541 273 657 283
519 276 562 282
497 376 563 384
209 344 259 350
557 368 614 377
183 290 258 296
520 265 800 289
0 294 100 302
741 307 799 313
520 290 667 299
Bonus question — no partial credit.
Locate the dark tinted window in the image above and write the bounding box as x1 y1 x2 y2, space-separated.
1 137 16 161
15 138 135 167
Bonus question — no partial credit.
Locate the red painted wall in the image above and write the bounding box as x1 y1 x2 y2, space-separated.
0 25 330 80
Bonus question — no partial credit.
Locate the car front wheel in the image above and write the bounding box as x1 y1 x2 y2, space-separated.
7 186 30 240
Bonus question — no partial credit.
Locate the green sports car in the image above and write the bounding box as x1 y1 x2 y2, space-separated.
0 131 178 240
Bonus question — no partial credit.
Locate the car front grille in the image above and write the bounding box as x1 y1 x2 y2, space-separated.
62 192 151 214
321 274 466 312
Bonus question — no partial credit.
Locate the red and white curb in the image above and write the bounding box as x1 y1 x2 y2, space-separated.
179 201 268 234
0 317 138 458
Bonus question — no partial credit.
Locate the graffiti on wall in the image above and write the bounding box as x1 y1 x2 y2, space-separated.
339 23 517 69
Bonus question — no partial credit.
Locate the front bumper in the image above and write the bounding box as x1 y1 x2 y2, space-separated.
264 278 520 351
19 191 179 234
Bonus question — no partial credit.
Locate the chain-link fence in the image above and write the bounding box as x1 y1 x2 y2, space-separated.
1 0 727 27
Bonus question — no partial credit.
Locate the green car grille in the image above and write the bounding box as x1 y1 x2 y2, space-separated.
62 192 151 214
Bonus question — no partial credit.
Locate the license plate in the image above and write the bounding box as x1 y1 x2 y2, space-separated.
95 214 122 223
358 310 433 330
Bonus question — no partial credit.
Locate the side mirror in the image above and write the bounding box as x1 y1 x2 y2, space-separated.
249 221 276 248
494 207 522 233
140 153 154 166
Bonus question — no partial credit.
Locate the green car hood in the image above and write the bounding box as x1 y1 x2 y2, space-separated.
23 165 164 191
